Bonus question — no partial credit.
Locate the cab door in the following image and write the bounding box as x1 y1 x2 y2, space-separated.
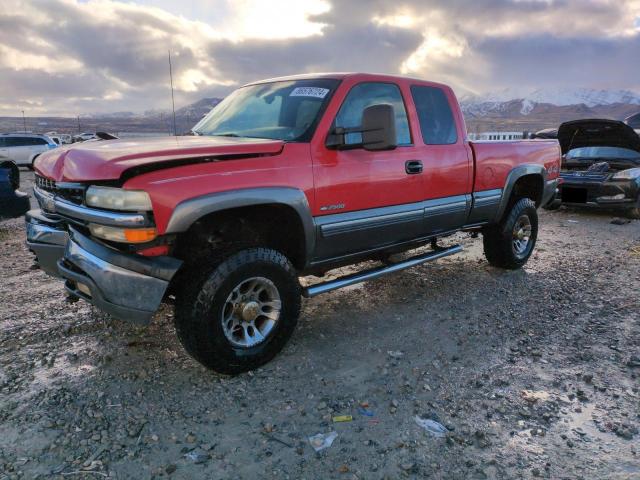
310 81 426 261
408 84 472 234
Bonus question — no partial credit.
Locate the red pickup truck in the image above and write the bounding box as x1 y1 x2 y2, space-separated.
27 73 560 373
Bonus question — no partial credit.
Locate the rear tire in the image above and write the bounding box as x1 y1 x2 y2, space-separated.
483 198 538 269
174 248 301 375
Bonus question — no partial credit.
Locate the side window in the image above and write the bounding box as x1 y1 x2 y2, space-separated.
0 138 5 147
334 82 411 146
410 86 458 145
5 137 25 147
32 138 47 145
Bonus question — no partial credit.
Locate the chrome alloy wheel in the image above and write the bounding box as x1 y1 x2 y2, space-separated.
512 214 533 258
221 277 282 348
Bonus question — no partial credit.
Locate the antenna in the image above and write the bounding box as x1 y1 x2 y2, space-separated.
168 50 177 136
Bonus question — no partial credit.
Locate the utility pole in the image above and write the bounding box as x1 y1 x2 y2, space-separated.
168 50 177 136
77 115 81 134
21 110 26 132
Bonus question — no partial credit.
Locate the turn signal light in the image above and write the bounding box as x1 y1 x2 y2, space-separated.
124 228 157 243
89 224 157 243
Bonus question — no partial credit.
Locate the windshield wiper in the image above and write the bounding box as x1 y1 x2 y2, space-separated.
213 133 242 138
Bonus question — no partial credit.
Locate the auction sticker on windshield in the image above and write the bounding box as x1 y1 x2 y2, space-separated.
290 87 329 98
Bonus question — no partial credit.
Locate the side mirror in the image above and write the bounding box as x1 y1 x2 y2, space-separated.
325 103 398 151
361 104 397 151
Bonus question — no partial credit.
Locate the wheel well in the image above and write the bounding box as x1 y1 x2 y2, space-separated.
511 174 544 206
173 204 307 270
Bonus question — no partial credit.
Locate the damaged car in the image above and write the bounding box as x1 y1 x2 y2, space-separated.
545 119 640 218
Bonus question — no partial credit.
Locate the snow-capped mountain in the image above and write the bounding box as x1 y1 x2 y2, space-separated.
461 87 640 117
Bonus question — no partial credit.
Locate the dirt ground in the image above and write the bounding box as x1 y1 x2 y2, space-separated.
1 171 639 479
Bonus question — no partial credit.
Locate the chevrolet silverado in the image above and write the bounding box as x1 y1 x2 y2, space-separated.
26 73 560 373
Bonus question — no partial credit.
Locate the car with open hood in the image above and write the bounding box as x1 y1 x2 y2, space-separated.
545 119 640 218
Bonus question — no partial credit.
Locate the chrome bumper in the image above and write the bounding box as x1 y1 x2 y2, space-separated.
58 228 182 324
25 209 69 277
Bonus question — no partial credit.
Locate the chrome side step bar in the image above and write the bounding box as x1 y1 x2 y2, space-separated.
302 244 462 298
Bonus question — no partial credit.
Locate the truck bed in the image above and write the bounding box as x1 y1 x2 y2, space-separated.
470 140 561 193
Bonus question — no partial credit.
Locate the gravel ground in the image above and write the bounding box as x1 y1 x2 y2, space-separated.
1 171 639 479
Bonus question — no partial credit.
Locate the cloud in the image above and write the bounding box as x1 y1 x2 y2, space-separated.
0 0 638 115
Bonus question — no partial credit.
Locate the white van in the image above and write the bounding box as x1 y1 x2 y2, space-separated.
0 133 58 168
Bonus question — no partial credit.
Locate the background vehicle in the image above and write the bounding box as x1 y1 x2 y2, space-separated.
46 132 73 144
625 112 640 130
546 119 640 218
0 160 30 219
0 133 58 168
26 73 560 374
73 132 96 142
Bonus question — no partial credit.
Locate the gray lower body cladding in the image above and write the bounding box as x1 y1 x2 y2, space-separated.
312 191 499 263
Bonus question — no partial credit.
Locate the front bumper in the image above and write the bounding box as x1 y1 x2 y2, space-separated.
58 228 182 324
557 173 639 209
26 208 182 324
26 209 69 277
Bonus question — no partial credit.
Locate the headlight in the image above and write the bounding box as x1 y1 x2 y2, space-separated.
85 186 152 211
612 168 640 180
89 224 157 243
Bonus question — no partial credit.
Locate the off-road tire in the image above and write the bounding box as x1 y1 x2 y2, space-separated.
483 198 538 269
174 248 301 375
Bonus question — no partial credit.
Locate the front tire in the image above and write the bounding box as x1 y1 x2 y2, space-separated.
483 198 538 269
174 248 301 374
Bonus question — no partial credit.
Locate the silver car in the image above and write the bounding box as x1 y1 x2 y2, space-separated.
0 133 58 168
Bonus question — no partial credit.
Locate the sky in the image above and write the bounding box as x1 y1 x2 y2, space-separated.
0 0 639 116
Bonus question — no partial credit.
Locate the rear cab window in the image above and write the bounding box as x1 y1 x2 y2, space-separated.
334 82 411 146
410 86 458 145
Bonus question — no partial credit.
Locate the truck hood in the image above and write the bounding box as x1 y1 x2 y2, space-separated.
558 119 640 155
34 135 285 182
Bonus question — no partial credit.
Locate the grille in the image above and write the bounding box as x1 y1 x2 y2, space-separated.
35 174 86 205
35 175 56 191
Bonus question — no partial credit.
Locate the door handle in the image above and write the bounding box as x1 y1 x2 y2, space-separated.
405 160 423 174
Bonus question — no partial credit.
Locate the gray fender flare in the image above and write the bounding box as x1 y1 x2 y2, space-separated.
165 187 315 265
494 164 547 222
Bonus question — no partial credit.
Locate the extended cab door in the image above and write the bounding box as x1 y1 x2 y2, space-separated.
408 84 472 234
310 81 426 261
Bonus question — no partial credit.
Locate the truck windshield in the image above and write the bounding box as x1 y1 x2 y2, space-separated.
193 79 340 142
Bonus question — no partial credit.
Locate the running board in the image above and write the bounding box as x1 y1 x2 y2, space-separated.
302 244 462 298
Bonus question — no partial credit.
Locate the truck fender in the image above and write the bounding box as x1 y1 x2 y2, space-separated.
165 187 316 264
494 164 547 222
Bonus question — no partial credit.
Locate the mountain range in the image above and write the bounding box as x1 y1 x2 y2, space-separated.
461 87 640 132
2 88 640 136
